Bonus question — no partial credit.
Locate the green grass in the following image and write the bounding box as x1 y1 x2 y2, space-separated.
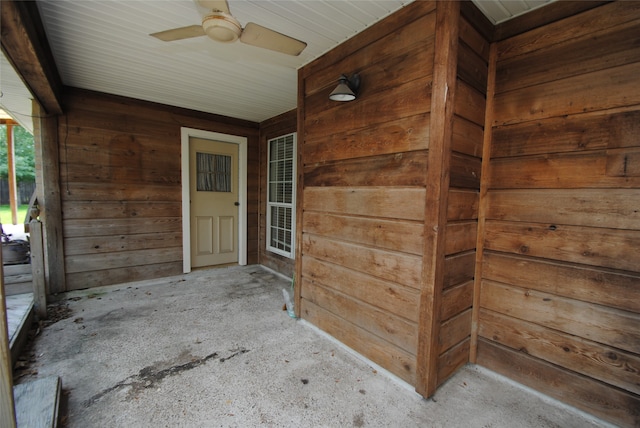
0 205 29 225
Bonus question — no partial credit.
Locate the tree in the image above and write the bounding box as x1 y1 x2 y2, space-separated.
0 125 35 182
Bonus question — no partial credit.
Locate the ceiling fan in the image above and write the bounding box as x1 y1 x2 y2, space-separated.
150 0 307 56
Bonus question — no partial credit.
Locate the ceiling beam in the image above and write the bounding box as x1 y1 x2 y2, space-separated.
1 0 63 115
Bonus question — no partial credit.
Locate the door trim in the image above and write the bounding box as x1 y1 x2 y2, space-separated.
181 127 247 273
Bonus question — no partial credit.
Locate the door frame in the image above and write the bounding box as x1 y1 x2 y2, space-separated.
181 127 247 273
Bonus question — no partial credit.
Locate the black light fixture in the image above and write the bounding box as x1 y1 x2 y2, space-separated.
329 73 360 102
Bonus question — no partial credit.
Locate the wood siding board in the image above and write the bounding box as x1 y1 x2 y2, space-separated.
303 187 426 221
482 252 640 314
437 337 470 386
453 81 486 126
459 15 490 62
480 280 640 355
439 308 472 354
303 114 430 164
496 18 640 94
606 147 640 177
493 62 640 126
444 251 476 290
444 221 478 256
477 339 640 428
65 247 182 274
452 116 483 158
491 110 640 158
301 234 422 290
301 299 417 385
495 2 640 60
64 231 182 256
484 220 640 272
63 217 181 237
301 255 420 323
65 261 183 290
447 189 479 221
301 279 418 354
450 152 482 189
457 40 488 96
488 151 640 189
304 151 428 188
487 189 640 230
441 280 474 321
62 201 181 220
479 309 640 395
61 183 181 202
302 211 424 256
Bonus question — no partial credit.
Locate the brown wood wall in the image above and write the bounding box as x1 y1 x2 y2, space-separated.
258 110 297 277
476 3 640 426
58 88 260 291
296 1 438 386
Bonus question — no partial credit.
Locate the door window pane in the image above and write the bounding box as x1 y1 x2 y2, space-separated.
197 152 231 192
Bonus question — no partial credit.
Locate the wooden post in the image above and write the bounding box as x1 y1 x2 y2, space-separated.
32 102 66 294
30 220 47 320
415 0 460 398
469 43 498 363
0 245 17 427
5 122 18 226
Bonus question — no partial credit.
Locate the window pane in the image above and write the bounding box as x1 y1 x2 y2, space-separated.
196 152 231 192
267 133 295 257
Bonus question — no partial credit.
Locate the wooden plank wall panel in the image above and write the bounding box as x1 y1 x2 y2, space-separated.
435 14 489 387
60 88 259 290
297 2 437 385
478 3 640 426
258 110 297 277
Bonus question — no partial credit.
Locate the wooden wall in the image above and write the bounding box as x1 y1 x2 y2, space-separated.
296 1 438 386
59 88 259 291
475 3 640 426
258 110 297 277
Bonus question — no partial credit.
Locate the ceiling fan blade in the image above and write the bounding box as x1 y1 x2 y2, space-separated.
198 0 230 14
240 22 307 56
150 25 205 42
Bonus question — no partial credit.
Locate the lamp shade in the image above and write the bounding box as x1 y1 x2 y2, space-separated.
329 75 358 101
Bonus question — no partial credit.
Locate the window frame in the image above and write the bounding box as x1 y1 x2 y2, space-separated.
266 132 297 259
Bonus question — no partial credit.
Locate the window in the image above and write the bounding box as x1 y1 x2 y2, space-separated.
267 133 296 258
196 152 231 192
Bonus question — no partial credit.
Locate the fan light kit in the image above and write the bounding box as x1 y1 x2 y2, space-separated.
150 0 307 56
203 13 242 42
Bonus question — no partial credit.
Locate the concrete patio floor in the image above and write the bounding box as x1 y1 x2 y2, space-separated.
16 265 612 427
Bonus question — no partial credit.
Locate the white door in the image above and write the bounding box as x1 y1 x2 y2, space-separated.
189 137 239 267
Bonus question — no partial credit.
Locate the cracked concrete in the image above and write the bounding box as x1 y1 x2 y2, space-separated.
17 265 612 427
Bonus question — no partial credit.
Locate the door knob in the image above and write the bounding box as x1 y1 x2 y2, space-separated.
234 202 240 206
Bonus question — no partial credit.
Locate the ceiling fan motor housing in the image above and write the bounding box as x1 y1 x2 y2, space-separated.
202 12 242 42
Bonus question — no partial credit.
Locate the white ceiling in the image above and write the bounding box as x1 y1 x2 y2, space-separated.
1 0 555 130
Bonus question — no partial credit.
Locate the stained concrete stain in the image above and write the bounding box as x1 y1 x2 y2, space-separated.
83 347 249 407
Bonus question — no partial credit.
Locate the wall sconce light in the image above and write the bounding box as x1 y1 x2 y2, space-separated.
329 74 360 102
